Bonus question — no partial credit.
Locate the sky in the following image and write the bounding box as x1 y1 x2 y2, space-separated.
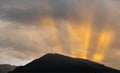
0 0 120 69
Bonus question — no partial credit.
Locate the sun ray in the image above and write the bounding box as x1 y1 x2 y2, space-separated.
40 17 64 54
93 27 114 62
67 20 92 59
67 21 81 58
67 1 95 59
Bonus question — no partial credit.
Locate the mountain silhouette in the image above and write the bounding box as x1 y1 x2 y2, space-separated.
0 64 16 73
9 53 120 73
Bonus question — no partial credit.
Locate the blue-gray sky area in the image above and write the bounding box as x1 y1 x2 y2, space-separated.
0 0 120 69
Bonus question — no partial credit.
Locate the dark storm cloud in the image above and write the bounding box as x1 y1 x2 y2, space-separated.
0 0 87 24
47 0 68 19
1 7 40 24
0 0 113 26
0 0 68 24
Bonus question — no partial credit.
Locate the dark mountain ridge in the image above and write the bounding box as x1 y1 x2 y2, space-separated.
9 53 120 73
0 64 16 73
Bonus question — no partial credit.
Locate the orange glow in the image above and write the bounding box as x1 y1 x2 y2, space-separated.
40 12 114 63
67 4 94 59
52 45 63 54
93 28 114 62
79 22 92 59
67 22 82 58
67 2 95 59
67 21 92 59
41 17 56 29
41 17 64 54
93 53 103 62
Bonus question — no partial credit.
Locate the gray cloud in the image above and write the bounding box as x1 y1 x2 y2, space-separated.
0 0 90 24
1 7 40 24
0 24 52 60
0 0 120 69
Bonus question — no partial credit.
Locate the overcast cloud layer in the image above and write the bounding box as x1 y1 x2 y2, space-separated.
0 0 120 69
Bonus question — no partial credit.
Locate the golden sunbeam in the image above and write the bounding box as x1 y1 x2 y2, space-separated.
80 24 92 59
40 17 64 54
93 28 114 62
67 21 92 59
67 22 82 58
67 1 95 59
79 5 94 58
68 8 94 59
52 45 64 54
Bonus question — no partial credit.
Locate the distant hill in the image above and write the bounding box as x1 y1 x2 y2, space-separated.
9 53 120 73
0 64 16 73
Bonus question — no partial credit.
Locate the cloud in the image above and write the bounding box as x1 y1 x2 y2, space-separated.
0 22 52 60
0 0 91 25
1 7 40 24
0 0 120 69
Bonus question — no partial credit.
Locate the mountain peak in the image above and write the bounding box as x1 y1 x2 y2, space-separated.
42 53 65 57
40 53 71 59
9 53 120 73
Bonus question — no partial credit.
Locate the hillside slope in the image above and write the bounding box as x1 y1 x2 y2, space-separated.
0 64 16 73
9 53 120 73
